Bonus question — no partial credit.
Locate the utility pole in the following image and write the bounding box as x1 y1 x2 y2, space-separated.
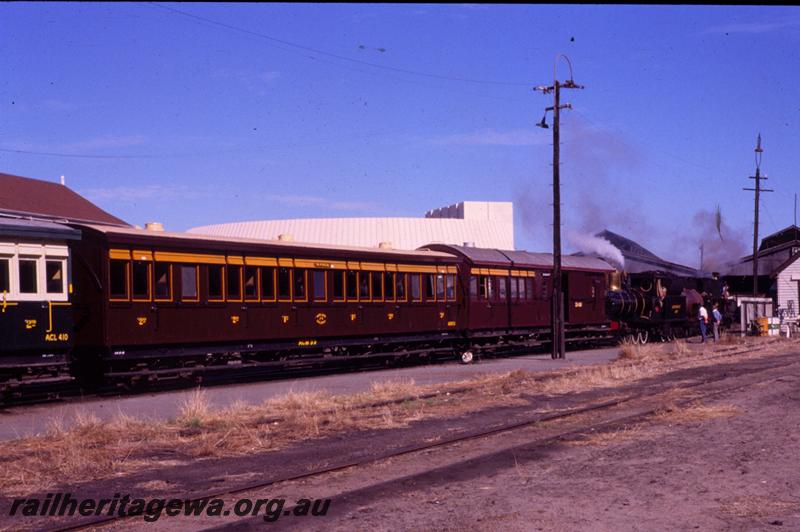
535 55 584 360
743 134 772 296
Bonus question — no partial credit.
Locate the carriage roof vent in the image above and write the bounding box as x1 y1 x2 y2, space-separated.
278 234 293 242
144 222 164 232
378 241 392 249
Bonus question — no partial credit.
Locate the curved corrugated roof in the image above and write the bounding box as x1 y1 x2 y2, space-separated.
76 223 458 260
188 217 513 251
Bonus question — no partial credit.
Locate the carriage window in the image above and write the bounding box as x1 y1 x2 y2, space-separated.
446 274 456 301
425 274 435 300
395 272 407 301
435 274 445 301
19 259 37 294
244 266 259 300
227 265 242 300
384 272 395 301
346 270 358 300
526 278 534 301
510 277 519 301
372 272 384 301
278 267 292 300
154 263 171 300
0 258 9 293
497 276 507 301
518 277 526 301
294 268 307 301
208 265 224 301
181 265 198 301
313 270 326 301
486 276 494 300
46 260 64 294
359 272 371 301
110 260 128 299
262 267 276 301
540 275 550 300
478 276 489 299
132 261 150 300
410 273 421 302
470 275 478 300
333 271 345 301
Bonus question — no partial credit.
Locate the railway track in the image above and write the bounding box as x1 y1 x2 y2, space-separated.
1 336 615 408
40 343 799 531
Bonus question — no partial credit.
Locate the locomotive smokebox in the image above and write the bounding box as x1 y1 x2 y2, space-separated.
606 289 645 320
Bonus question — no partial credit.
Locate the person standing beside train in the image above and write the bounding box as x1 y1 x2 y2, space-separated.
712 303 722 342
698 305 708 343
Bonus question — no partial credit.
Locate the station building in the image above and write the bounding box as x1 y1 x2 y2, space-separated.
188 201 515 251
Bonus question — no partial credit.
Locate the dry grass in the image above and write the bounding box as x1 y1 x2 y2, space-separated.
569 424 645 447
617 339 661 361
2 336 797 497
654 401 741 424
177 388 211 427
369 378 418 399
719 496 800 518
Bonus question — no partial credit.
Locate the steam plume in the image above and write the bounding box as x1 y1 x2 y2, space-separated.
566 229 625 269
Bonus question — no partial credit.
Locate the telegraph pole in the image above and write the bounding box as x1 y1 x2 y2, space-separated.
535 55 584 359
743 134 772 296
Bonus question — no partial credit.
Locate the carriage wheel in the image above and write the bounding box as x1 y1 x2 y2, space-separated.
460 351 474 364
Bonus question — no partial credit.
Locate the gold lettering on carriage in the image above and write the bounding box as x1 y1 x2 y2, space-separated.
137 317 147 326
231 315 240 324
25 319 37 329
315 313 327 325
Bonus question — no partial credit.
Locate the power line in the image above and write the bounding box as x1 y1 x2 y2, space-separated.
149 3 534 88
0 147 173 159
0 128 402 160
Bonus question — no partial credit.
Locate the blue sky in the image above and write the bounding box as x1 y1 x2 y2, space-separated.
2 4 799 269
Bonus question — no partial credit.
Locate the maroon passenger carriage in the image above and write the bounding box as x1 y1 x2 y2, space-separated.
70 224 465 388
423 245 615 361
69 223 616 389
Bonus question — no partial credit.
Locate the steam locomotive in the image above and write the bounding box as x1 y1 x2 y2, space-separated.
606 270 734 343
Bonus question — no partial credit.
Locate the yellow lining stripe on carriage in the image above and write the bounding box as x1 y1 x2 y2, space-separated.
397 264 438 273
46 301 72 333
293 259 347 269
1 291 19 313
226 256 244 265
109 249 131 260
245 256 278 267
154 251 226 265
360 262 385 272
278 258 294 267
131 250 153 261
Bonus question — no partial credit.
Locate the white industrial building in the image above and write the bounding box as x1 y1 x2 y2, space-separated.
189 201 514 251
774 252 800 318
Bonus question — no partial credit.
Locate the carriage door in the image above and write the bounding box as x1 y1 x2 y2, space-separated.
565 272 599 324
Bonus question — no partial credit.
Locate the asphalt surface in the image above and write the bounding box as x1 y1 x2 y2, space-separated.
0 347 619 442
